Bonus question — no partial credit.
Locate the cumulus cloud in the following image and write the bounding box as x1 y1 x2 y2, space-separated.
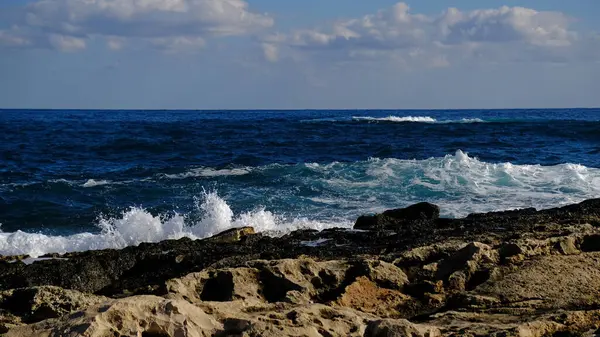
439 6 575 47
0 0 273 52
265 2 586 67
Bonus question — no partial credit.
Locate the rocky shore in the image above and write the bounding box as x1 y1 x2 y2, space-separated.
3 199 600 336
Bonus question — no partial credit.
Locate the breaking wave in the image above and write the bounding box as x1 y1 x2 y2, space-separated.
0 191 345 257
352 116 485 123
1 150 599 257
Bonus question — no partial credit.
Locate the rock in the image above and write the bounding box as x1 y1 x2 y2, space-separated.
435 242 498 281
466 208 538 220
0 286 106 324
556 236 580 255
354 202 439 231
498 243 523 260
364 319 441 337
4 295 222 337
206 227 256 244
334 277 409 317
581 234 600 252
474 252 600 309
383 203 440 221
4 199 600 336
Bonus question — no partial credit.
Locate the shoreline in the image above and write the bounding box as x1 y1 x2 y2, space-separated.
2 198 600 336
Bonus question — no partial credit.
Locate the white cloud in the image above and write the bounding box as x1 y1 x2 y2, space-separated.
1 0 273 52
0 28 33 48
106 36 126 50
438 6 575 47
150 36 206 53
265 2 587 67
48 33 86 51
262 43 279 62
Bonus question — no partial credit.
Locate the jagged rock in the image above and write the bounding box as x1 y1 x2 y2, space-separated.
556 236 580 255
364 319 441 337
335 277 410 317
4 199 600 336
475 252 600 309
5 295 222 337
435 242 498 283
206 227 256 244
0 286 106 324
167 258 409 308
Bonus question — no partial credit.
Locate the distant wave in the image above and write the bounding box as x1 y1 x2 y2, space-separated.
82 179 111 188
352 116 485 123
160 167 251 179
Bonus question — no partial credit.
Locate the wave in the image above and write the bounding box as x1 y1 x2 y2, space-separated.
82 179 111 188
161 168 251 179
2 151 600 257
0 191 347 257
352 116 485 123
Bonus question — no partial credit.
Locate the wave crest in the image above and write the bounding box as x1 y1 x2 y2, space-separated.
352 116 485 123
0 191 345 257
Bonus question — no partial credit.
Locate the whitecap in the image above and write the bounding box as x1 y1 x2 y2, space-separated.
82 179 111 188
162 167 251 179
0 191 348 257
352 116 486 124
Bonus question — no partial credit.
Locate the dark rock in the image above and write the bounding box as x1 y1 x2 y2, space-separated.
581 234 600 252
354 202 440 231
0 198 599 300
467 208 537 219
200 271 235 302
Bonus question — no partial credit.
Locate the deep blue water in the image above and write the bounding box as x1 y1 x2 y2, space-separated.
1 109 600 256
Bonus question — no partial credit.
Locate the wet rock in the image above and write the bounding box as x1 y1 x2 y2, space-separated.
206 227 256 244
354 202 440 231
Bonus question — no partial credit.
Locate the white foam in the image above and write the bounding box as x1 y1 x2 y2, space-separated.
352 116 485 124
316 150 600 218
0 191 347 257
83 179 111 188
2 151 599 257
353 116 437 123
162 168 251 179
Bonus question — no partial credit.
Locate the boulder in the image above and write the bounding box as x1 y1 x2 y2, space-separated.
354 202 440 231
205 227 256 244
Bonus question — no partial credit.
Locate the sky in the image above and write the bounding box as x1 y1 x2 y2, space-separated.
0 0 599 109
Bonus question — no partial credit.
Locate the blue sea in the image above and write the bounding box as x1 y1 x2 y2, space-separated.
1 109 600 257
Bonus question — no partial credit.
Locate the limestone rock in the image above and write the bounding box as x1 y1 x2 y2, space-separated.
475 252 600 309
0 286 106 324
5 295 221 337
364 319 441 337
205 227 256 244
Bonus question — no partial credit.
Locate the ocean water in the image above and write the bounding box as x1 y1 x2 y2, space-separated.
1 109 600 257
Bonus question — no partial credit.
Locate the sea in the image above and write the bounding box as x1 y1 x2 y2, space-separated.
1 109 600 257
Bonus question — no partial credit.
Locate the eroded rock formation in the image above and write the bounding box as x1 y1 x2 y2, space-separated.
3 199 600 336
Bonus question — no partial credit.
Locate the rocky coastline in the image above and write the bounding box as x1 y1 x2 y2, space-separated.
3 199 600 336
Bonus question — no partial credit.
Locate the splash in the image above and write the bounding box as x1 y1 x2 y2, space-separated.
0 191 345 257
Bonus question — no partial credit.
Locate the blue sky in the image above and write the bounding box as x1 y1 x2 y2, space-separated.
1 0 599 109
